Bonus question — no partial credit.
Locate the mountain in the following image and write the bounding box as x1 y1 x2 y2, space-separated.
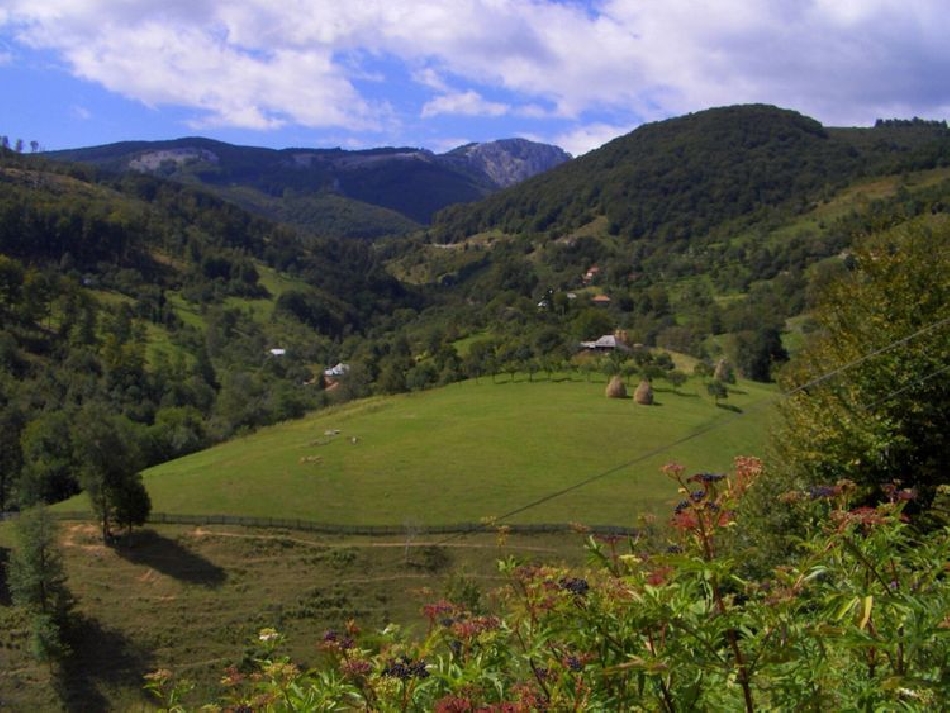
430 104 950 243
44 137 571 237
444 138 572 187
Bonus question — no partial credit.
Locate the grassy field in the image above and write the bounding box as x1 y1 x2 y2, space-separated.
3 375 778 709
59 374 778 528
0 523 589 711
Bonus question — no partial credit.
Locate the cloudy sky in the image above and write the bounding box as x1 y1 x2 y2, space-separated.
1 0 948 156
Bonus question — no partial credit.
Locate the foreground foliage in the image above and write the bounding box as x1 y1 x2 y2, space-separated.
772 217 950 508
148 458 950 711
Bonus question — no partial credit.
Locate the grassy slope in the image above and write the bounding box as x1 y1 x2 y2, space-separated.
0 524 588 711
61 375 779 528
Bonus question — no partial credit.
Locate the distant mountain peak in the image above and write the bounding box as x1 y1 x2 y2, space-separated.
447 138 572 188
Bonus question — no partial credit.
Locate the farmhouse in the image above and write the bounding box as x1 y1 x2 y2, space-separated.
580 334 629 351
324 363 349 378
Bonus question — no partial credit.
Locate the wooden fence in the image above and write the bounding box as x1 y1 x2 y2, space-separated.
43 510 638 537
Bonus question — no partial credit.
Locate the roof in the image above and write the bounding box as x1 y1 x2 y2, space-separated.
580 334 623 350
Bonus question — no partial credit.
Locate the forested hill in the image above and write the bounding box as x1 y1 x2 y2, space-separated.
0 150 420 509
430 104 950 242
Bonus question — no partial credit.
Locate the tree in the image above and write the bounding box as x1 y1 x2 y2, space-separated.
71 406 147 542
733 327 788 382
707 379 728 405
18 411 80 506
8 506 73 661
112 473 152 540
771 219 950 508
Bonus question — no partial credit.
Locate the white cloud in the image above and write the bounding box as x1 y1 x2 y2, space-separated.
0 50 12 65
70 105 91 120
554 122 633 157
1 0 948 143
422 90 509 118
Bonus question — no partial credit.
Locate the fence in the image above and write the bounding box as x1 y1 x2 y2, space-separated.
43 510 638 537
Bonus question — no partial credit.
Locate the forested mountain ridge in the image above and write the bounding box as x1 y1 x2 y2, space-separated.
389 104 950 374
44 137 570 236
430 104 950 242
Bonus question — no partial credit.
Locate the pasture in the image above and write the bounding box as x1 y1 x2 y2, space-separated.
122 374 777 528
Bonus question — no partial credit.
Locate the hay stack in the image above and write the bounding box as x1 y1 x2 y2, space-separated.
605 375 627 398
714 358 732 382
634 379 654 405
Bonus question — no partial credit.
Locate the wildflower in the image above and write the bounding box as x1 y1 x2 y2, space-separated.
220 665 244 687
258 628 280 643
340 657 372 680
144 668 173 686
661 462 686 478
434 695 477 713
423 600 456 624
647 566 673 586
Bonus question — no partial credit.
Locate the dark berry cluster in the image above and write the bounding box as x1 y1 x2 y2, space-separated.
382 656 430 680
559 577 590 596
674 500 690 514
564 655 583 671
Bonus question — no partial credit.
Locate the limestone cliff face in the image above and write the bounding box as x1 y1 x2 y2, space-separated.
447 139 572 187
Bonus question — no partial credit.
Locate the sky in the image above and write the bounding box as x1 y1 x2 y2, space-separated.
1 1 949 157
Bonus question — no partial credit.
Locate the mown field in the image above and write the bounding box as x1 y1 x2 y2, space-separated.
3 374 778 710
0 524 590 711
98 374 777 527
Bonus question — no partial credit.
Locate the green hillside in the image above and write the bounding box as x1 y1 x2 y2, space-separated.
72 374 777 526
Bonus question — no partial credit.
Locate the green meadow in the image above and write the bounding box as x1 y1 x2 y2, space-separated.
5 374 781 709
74 374 778 528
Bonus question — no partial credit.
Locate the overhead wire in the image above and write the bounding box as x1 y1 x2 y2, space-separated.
438 315 950 540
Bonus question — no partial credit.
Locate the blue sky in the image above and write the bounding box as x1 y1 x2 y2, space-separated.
2 1 948 156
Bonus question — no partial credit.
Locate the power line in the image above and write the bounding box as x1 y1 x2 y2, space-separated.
442 316 950 537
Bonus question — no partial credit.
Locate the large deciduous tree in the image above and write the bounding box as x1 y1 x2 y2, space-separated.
71 405 149 542
770 218 950 507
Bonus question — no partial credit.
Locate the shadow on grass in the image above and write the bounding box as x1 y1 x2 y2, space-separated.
716 403 744 413
0 547 10 606
58 614 154 713
112 529 227 587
